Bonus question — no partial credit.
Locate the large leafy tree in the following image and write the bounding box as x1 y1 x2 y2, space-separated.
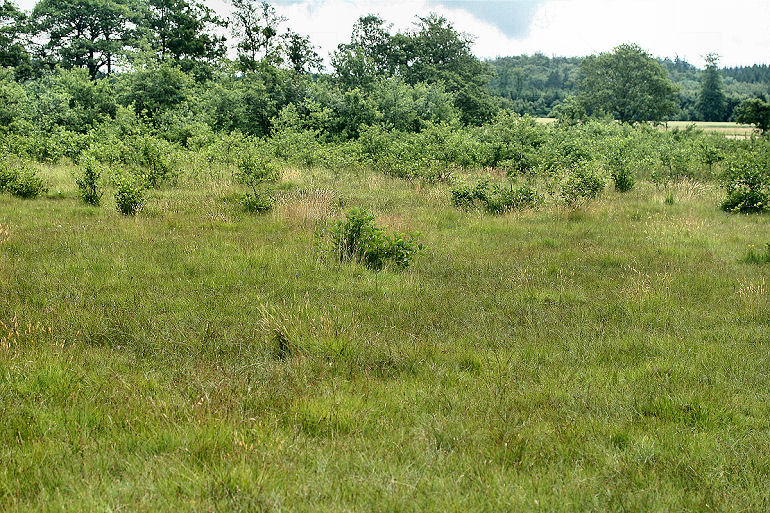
578 43 678 123
697 53 726 121
230 0 284 71
398 15 496 125
331 15 396 89
32 0 140 78
145 0 226 73
332 14 496 125
734 97 770 134
1 0 32 74
284 32 321 74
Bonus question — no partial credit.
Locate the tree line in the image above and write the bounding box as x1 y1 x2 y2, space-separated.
1 0 769 136
490 53 770 122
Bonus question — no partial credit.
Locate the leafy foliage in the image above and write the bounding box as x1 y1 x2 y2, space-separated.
236 147 279 213
451 179 542 214
113 172 145 215
578 44 678 123
560 162 606 206
75 156 103 205
721 150 769 213
327 208 422 270
0 159 48 198
734 98 770 134
697 53 727 122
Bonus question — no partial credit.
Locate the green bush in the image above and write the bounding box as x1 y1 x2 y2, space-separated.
236 148 280 214
606 141 636 192
241 190 274 214
113 174 145 216
450 179 491 210
451 179 542 214
1 164 48 199
0 159 15 191
612 166 635 193
721 152 769 213
561 162 606 206
132 135 177 188
75 157 103 206
328 208 422 271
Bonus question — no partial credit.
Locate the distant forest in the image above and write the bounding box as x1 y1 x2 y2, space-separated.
488 56 770 121
2 0 769 139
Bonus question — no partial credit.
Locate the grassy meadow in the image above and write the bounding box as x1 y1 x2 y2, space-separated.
662 121 758 138
1 162 769 512
536 118 758 138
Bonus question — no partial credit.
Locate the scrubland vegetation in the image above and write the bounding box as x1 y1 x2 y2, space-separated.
2 0 770 510
2 110 770 511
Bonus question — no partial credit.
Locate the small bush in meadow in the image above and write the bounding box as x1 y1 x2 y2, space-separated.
720 152 769 213
327 208 422 270
133 135 177 188
606 142 636 192
560 162 606 206
113 174 145 216
236 148 280 214
242 189 275 214
450 179 491 210
451 179 541 214
0 159 15 191
612 166 636 192
75 157 103 206
2 165 48 199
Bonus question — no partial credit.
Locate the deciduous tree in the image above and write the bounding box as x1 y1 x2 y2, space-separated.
578 43 678 123
230 0 284 71
734 97 770 134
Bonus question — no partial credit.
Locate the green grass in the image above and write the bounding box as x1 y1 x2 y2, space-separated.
536 118 757 137
663 121 757 138
1 164 769 512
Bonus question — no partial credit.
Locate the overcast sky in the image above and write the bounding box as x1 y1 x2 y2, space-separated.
16 0 770 67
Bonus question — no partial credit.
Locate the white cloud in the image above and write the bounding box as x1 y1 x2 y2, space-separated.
262 0 770 67
15 0 770 67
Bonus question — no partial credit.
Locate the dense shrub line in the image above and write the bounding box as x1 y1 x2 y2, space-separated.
2 110 768 215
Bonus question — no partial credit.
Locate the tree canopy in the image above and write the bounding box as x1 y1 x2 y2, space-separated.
578 43 679 123
734 97 770 134
697 53 727 122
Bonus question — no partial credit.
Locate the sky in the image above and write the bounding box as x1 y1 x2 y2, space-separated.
15 0 770 68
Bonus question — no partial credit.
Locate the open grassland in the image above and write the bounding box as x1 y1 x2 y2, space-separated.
663 121 758 138
1 164 769 512
537 118 757 138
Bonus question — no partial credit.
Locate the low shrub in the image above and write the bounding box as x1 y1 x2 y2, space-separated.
122 135 178 188
236 148 280 214
612 166 636 192
560 162 605 206
75 157 103 206
721 152 769 213
451 179 541 214
450 179 491 209
606 143 636 192
327 208 422 270
0 159 15 191
113 173 145 216
0 162 48 199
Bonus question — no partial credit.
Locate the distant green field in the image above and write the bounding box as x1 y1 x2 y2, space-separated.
536 118 757 137
662 121 757 137
2 162 769 512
